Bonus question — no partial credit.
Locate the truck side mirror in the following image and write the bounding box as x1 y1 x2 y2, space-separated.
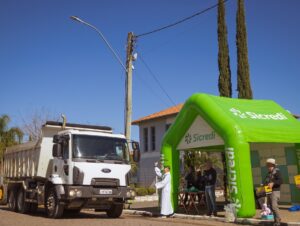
132 142 140 162
53 135 60 144
52 144 62 158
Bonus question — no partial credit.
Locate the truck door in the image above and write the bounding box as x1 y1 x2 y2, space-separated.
52 135 71 184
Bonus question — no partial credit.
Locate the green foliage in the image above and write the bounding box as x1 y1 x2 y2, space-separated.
134 186 156 196
217 0 232 97
129 154 138 174
236 0 253 99
184 150 222 171
147 187 156 195
0 114 23 159
135 187 148 196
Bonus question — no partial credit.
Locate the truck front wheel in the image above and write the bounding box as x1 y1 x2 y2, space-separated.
106 203 123 218
8 190 17 212
45 187 64 218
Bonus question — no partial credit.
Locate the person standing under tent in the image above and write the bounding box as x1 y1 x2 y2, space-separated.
154 162 174 218
264 158 282 226
184 166 196 205
203 160 217 216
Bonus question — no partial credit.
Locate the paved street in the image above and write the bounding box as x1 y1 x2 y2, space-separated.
0 206 243 226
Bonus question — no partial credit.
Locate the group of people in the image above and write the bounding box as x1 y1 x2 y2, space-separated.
154 157 284 226
184 161 217 216
154 160 217 218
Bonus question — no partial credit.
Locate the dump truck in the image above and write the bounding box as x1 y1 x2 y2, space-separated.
0 121 140 218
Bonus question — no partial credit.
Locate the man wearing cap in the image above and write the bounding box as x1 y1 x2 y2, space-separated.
264 158 283 226
155 163 173 218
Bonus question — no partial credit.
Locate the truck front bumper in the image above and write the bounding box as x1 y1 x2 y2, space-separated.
63 185 135 200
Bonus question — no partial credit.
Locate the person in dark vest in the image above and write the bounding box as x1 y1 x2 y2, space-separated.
184 166 196 205
203 160 217 216
264 158 282 226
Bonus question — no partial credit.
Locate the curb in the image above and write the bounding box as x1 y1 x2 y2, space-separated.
123 210 300 226
133 195 159 202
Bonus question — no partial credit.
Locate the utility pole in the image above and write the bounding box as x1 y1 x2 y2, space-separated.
125 32 135 140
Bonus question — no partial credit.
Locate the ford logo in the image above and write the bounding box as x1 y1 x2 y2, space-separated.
101 168 111 173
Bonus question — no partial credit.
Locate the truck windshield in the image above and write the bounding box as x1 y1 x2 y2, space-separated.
72 135 129 162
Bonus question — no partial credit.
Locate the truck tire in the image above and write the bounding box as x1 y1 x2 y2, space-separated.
8 190 17 212
45 187 64 218
17 189 30 213
106 203 123 218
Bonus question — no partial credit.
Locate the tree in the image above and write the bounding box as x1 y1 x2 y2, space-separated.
236 0 253 99
0 114 23 158
218 0 232 97
21 108 59 141
184 150 222 172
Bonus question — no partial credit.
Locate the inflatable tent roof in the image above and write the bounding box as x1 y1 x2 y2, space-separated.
163 93 300 148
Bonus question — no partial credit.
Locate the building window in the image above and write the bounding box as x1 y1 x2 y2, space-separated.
165 123 171 131
151 126 156 151
143 128 148 152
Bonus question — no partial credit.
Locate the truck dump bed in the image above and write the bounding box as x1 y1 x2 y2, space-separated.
3 121 112 179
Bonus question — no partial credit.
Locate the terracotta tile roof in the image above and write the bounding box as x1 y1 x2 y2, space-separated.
132 104 183 125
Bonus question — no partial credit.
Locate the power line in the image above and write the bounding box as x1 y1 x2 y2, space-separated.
136 0 229 38
138 54 177 106
134 71 172 108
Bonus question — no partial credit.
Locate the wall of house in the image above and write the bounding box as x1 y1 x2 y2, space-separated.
137 116 176 187
250 143 300 204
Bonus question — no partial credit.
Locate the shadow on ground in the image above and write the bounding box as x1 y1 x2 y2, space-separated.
0 205 124 220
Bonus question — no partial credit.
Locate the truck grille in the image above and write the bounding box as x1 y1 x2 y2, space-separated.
91 178 119 187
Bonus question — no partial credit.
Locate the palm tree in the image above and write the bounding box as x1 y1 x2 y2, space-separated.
0 114 23 158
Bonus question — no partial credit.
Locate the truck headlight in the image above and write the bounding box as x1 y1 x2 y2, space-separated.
69 189 76 197
76 190 82 197
126 190 135 198
131 190 136 197
69 189 82 197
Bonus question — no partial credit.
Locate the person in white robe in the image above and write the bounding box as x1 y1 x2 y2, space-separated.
155 163 174 217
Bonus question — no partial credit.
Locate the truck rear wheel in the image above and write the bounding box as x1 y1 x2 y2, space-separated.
8 190 17 212
17 189 30 213
45 187 64 218
106 203 123 218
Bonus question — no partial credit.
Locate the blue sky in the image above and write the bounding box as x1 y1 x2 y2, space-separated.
0 0 299 140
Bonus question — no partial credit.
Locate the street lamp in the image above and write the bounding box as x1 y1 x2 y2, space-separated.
70 16 134 140
70 16 127 72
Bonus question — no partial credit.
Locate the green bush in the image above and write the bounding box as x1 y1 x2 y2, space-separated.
147 187 156 195
135 187 148 196
135 186 157 196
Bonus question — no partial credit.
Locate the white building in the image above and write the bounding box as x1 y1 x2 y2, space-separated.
132 104 183 187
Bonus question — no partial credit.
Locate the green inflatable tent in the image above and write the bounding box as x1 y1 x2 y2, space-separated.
161 93 300 218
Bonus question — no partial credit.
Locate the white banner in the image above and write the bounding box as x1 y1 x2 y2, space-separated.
177 116 224 150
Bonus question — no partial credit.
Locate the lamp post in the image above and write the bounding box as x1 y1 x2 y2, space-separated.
70 16 126 71
70 16 134 140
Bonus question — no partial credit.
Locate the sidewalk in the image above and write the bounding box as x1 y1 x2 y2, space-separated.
125 197 300 226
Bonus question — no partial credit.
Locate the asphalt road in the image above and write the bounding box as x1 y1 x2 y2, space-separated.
0 206 242 226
